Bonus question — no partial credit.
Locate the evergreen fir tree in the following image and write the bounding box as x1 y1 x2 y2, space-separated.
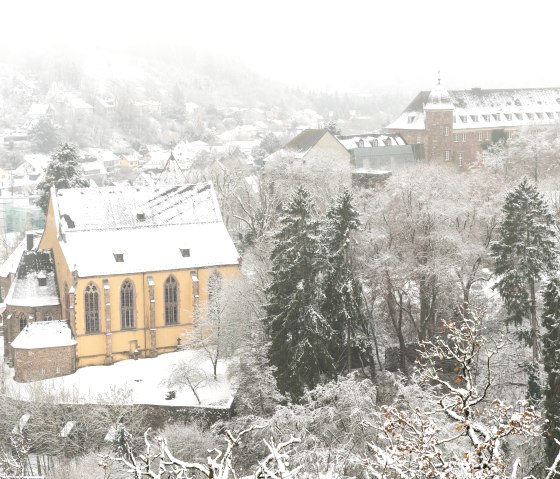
321 189 374 376
542 278 560 464
36 142 89 213
265 186 336 401
491 177 557 360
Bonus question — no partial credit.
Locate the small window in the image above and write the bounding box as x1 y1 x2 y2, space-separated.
416 135 420 144
526 113 534 120
179 248 190 258
482 114 490 122
454 133 459 142
470 115 478 122
505 113 512 121
536 112 544 119
407 115 416 124
44 312 53 321
486 131 491 140
358 139 364 148
462 134 466 142
515 113 523 120
547 112 554 119
113 253 124 263
478 132 483 141
372 138 379 146
459 115 467 123
38 271 47 287
444 150 450 161
444 126 449 136
458 152 464 166
493 113 501 121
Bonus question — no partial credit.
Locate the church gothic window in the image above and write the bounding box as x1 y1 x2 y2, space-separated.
164 275 179 325
84 282 100 333
120 279 135 329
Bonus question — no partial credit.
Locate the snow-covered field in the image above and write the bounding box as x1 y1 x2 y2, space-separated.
0 344 233 408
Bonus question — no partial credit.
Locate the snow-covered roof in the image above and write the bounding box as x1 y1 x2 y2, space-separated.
11 321 76 349
59 222 240 277
68 97 94 110
4 249 59 307
54 182 239 277
336 133 407 150
27 103 52 117
0 232 41 278
157 154 187 185
388 87 560 131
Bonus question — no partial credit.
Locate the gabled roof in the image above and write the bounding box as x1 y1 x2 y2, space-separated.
388 87 560 131
55 182 222 232
52 182 239 277
284 129 330 157
4 249 59 307
0 232 41 278
157 154 187 185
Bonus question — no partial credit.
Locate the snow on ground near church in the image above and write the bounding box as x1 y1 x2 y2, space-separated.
1 345 233 408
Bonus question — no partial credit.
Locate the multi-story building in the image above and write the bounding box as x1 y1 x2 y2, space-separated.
386 82 560 166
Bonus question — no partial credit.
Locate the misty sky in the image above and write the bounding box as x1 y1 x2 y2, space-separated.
1 0 559 93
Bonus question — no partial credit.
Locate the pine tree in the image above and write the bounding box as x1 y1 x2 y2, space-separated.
542 278 560 464
491 177 557 360
321 189 374 376
265 186 336 401
36 142 89 213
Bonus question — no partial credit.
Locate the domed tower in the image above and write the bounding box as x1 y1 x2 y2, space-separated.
424 74 454 162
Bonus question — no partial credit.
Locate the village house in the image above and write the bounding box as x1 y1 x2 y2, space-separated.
386 81 560 166
2 182 240 382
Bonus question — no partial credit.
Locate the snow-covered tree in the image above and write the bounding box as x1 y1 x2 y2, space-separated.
321 188 374 375
36 142 89 213
542 278 560 464
491 177 557 360
265 186 335 400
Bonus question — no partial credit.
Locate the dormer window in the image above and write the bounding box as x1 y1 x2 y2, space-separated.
493 113 501 121
470 115 478 122
113 252 124 263
136 211 146 221
526 113 534 120
371 139 378 147
357 139 364 148
515 113 523 120
536 112 544 119
505 114 512 121
37 271 47 287
482 114 490 122
547 112 554 119
514 98 522 106
459 115 467 123
407 115 416 124
180 248 190 258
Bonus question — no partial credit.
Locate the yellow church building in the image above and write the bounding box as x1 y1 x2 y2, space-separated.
3 182 240 381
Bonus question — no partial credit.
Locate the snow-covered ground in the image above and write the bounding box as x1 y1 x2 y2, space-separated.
0 344 233 408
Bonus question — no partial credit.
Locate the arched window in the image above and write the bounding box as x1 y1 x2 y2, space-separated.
44 311 53 321
19 313 27 331
84 283 100 333
120 279 135 329
164 275 178 325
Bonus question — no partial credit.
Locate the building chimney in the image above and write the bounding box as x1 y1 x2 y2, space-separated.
26 233 34 251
